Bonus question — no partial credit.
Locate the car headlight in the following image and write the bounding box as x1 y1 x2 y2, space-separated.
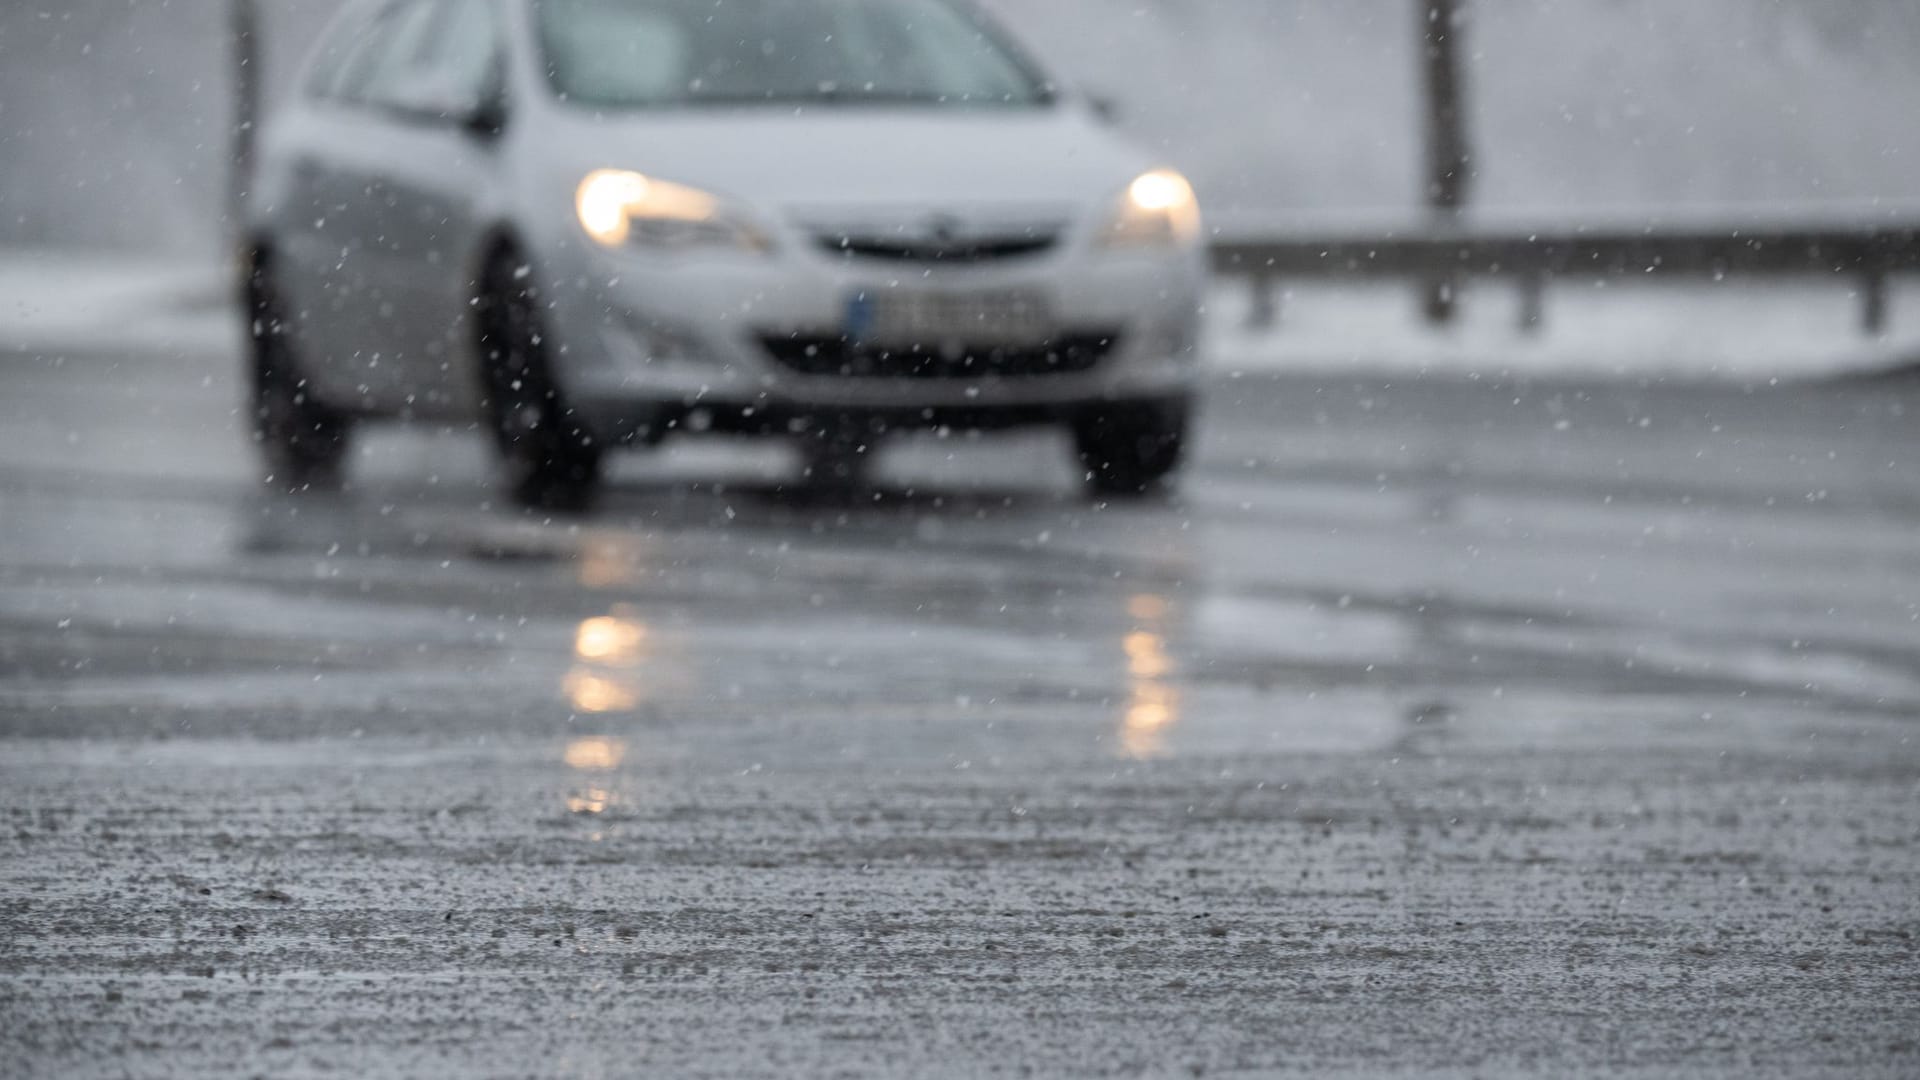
575 169 772 253
1099 169 1202 249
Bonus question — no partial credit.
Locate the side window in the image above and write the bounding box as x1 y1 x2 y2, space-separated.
305 1 400 102
421 0 504 101
356 0 448 107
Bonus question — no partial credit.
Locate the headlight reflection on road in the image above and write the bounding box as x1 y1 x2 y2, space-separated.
1127 594 1171 622
562 670 641 714
563 735 627 771
1120 594 1181 759
567 788 615 817
563 605 651 715
1123 631 1173 679
576 614 648 665
563 736 628 818
577 535 651 589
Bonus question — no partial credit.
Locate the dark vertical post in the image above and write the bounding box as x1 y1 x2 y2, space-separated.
1419 0 1472 325
1518 270 1547 335
230 0 260 258
1248 271 1279 330
1861 269 1889 337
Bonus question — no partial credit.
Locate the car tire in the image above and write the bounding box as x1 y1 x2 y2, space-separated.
246 252 351 490
1073 397 1189 497
478 253 604 513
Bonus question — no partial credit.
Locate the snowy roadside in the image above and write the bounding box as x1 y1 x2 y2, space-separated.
1206 276 1920 383
0 250 236 358
2 250 1915 382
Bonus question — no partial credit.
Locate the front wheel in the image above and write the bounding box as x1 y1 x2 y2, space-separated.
477 254 604 512
1073 398 1189 498
246 254 351 490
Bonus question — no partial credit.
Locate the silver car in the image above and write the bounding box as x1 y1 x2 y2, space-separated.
244 0 1206 507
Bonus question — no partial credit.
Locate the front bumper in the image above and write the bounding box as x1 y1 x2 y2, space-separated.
543 242 1204 442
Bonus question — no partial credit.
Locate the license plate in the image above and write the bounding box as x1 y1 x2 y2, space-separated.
845 288 1053 346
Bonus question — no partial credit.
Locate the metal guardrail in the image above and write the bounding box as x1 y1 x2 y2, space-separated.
1211 218 1920 335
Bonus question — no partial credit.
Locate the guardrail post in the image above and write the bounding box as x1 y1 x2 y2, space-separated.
1861 270 1888 337
230 0 259 257
1248 272 1279 330
1422 274 1459 326
1419 0 1472 326
1518 270 1547 335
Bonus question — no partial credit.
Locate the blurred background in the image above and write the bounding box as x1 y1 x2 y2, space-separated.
4 0 1918 254
5 7 1920 1073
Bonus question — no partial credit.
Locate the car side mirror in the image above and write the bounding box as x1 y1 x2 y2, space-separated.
463 87 509 138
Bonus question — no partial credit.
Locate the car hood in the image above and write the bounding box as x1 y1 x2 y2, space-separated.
541 106 1156 219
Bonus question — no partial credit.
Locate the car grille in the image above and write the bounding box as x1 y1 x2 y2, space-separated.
761 333 1121 379
814 232 1059 264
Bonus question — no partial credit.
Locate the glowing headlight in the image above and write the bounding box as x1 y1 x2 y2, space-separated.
1100 169 1202 249
575 169 770 253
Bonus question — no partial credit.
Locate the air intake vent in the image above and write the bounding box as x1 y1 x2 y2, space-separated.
761 333 1120 379
815 232 1059 263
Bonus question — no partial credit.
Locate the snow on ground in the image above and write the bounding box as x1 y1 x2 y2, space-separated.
2 250 1916 382
1207 275 1920 382
0 251 235 358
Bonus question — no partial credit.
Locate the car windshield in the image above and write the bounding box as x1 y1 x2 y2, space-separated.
534 0 1053 109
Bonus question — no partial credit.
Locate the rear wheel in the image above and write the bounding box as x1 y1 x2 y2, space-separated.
1073 398 1189 498
246 253 351 490
477 253 604 512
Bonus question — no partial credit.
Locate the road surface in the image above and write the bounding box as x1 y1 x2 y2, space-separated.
3 337 1918 1077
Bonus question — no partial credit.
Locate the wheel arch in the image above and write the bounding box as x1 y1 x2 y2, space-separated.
239 233 277 304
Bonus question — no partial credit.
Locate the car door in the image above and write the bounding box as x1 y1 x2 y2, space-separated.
346 0 506 419
273 0 438 410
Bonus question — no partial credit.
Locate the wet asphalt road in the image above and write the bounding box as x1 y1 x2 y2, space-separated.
3 339 1919 1077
